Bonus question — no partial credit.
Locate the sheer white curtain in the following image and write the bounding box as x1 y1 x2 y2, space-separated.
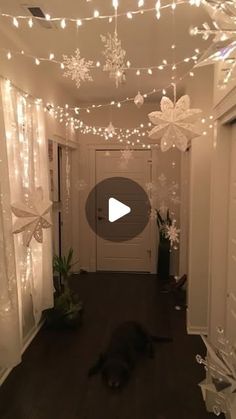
0 79 53 369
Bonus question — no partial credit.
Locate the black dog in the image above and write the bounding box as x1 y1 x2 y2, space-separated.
88 321 172 389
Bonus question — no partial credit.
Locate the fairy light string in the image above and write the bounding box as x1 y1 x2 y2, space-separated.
0 1 200 28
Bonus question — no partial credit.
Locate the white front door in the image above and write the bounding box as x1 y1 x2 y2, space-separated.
96 150 151 272
226 123 236 345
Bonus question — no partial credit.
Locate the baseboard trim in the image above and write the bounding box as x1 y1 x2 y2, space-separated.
187 325 208 335
0 319 44 386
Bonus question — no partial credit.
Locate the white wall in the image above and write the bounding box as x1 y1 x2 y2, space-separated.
185 66 214 334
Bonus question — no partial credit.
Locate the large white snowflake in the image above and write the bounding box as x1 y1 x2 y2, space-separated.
11 187 52 247
62 48 93 89
101 32 127 87
148 95 202 152
193 1 236 68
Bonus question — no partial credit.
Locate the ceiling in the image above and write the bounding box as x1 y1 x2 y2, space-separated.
0 0 212 105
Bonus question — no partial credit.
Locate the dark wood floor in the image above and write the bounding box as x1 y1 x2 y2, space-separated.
0 273 219 419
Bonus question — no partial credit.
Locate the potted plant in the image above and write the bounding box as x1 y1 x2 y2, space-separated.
45 248 83 328
156 209 171 280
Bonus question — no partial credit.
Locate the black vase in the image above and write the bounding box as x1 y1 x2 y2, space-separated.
157 238 170 280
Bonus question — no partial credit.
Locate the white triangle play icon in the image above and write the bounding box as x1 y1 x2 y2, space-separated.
108 197 131 223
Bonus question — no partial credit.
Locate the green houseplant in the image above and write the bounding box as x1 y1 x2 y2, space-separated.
156 209 171 280
45 248 83 328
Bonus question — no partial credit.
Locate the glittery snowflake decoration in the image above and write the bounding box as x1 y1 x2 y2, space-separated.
165 220 180 247
101 32 127 87
62 48 93 89
192 1 236 68
146 174 180 212
119 148 133 169
105 122 116 139
11 187 52 247
148 95 202 152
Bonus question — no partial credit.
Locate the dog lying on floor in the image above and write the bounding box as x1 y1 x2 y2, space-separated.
88 321 172 389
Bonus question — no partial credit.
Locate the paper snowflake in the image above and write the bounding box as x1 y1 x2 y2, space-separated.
119 148 133 169
146 174 180 211
11 187 52 247
148 95 202 152
101 32 127 87
165 220 180 247
193 1 236 68
62 48 93 89
121 149 133 162
197 328 236 416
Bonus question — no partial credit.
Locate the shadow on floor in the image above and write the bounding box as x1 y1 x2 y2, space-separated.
0 273 221 419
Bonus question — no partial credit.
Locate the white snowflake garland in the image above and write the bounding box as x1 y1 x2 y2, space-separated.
148 95 202 152
62 48 93 89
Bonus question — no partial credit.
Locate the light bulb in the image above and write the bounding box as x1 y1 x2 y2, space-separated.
45 14 51 20
35 58 40 65
13 17 19 27
77 19 82 26
113 0 119 9
136 69 141 76
60 19 66 28
7 52 12 60
28 18 33 28
94 10 99 17
49 53 55 60
127 12 133 19
138 0 144 6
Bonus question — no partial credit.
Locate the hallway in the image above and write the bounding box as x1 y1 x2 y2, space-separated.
0 274 219 419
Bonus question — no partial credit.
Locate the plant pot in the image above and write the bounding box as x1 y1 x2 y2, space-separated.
157 238 170 280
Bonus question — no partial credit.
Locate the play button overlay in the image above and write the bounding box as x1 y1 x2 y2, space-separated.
109 198 131 223
85 177 151 242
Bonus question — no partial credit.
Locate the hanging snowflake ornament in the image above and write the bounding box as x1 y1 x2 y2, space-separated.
192 1 236 69
11 187 52 247
148 95 202 152
105 121 116 138
165 220 180 247
147 173 180 212
121 148 133 162
62 48 93 89
101 32 127 87
134 91 144 108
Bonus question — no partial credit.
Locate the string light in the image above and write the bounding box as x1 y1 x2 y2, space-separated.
1 1 202 29
93 10 100 18
0 46 201 77
112 0 119 10
28 18 33 28
60 18 66 29
138 0 144 7
13 17 19 27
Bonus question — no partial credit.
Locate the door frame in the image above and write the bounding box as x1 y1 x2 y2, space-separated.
87 145 157 273
208 86 236 345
